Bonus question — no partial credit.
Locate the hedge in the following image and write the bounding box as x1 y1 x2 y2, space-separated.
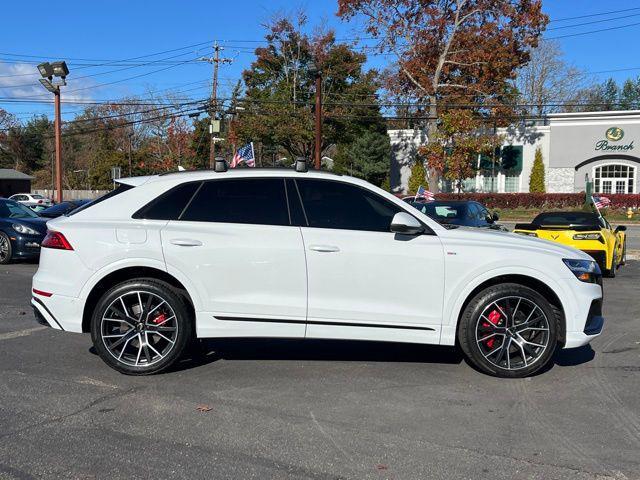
420 193 640 209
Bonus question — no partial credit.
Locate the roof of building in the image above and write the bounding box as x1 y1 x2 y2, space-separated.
0 169 34 180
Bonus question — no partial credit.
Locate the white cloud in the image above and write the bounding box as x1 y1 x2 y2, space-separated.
0 61 94 103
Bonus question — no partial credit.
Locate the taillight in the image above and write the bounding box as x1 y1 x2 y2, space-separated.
41 231 74 250
38 199 43 204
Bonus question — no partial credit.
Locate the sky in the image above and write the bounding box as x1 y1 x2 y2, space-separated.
2 0 640 121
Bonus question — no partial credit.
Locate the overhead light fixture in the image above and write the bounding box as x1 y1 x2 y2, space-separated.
39 78 57 93
37 62 54 79
50 61 69 78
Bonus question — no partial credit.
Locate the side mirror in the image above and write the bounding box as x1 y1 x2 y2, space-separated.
615 225 627 232
492 212 499 222
390 212 424 235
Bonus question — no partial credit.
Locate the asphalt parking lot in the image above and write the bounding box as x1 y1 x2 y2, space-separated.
1 262 639 480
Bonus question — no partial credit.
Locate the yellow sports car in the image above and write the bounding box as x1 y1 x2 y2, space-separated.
514 211 627 277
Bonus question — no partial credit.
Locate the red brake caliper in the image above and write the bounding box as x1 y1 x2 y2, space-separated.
152 313 166 325
482 310 502 349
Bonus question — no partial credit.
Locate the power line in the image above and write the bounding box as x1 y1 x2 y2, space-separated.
549 6 640 23
545 20 640 40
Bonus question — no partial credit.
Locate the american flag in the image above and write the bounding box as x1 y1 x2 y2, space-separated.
416 185 435 201
231 142 255 168
592 195 611 209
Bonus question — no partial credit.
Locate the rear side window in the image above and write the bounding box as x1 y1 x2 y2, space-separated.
134 182 200 220
295 179 401 232
180 178 289 226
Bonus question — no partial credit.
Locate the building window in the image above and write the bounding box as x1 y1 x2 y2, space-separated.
483 176 497 192
504 175 520 192
594 164 635 194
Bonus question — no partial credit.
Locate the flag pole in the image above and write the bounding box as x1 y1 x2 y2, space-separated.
250 142 255 167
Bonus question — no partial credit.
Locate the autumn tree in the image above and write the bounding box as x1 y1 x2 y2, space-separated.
421 109 502 192
529 146 545 193
338 0 548 191
237 12 385 163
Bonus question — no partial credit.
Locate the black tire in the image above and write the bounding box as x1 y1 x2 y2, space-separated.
0 232 13 265
90 278 193 375
458 283 559 378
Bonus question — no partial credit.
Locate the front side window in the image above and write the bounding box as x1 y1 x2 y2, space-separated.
180 178 289 226
295 179 401 232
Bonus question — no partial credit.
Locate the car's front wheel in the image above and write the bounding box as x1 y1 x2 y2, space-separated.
458 283 559 378
90 278 192 375
0 232 12 265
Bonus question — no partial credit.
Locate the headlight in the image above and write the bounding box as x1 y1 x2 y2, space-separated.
572 233 603 242
563 259 601 283
516 231 538 237
12 223 39 235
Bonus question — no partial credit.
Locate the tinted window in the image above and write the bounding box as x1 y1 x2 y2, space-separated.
0 200 39 219
296 179 401 232
180 178 289 226
533 212 600 227
285 179 306 226
134 182 200 220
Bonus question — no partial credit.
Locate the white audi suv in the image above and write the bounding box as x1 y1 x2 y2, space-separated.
31 166 604 377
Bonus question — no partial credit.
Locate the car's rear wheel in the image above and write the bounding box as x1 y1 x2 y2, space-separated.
90 278 192 375
0 232 12 265
458 283 559 378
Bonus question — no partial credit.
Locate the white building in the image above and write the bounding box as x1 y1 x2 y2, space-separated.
389 110 640 195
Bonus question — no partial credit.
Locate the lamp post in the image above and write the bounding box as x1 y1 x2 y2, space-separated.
37 61 69 203
308 61 322 170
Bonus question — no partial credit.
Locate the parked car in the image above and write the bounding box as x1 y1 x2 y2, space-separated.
32 169 603 378
409 200 506 230
38 200 92 218
9 193 53 208
0 198 48 264
513 211 626 278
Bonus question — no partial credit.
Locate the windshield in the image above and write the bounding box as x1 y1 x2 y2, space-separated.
0 199 40 219
533 212 600 227
411 202 468 225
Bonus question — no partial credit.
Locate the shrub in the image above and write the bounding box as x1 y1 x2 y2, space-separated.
407 161 427 194
430 193 640 209
529 147 545 193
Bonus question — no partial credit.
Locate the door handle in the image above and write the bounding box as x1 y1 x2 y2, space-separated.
170 238 203 247
309 244 340 253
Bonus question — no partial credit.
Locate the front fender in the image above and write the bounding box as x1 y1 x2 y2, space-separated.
440 265 577 346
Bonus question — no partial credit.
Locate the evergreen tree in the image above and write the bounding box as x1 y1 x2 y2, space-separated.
408 160 427 194
601 78 619 110
529 146 545 193
619 78 640 110
339 130 390 187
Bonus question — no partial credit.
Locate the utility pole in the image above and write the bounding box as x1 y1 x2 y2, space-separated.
200 42 232 168
53 89 62 202
308 61 323 170
37 61 68 203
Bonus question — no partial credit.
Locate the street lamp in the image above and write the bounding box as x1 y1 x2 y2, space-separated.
308 60 322 170
37 61 68 203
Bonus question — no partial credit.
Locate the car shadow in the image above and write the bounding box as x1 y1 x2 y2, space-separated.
554 344 596 367
166 338 464 373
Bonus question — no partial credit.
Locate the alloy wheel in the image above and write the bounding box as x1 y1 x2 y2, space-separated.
0 235 9 262
475 296 550 371
100 290 179 367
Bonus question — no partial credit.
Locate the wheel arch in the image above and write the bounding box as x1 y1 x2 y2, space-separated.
452 274 567 347
81 266 195 333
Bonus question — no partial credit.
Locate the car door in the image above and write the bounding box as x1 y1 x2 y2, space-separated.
294 178 444 344
160 177 307 339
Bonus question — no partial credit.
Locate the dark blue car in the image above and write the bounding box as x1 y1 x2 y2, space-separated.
0 198 48 264
409 200 507 230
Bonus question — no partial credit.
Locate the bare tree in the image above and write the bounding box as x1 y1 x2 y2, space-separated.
515 41 587 116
